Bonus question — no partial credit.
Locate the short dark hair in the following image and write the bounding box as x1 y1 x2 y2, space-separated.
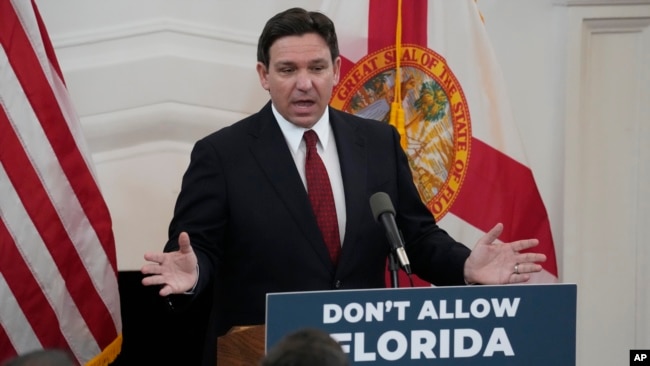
257 7 340 68
260 328 349 366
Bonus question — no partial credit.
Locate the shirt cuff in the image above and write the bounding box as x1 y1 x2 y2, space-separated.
183 264 199 295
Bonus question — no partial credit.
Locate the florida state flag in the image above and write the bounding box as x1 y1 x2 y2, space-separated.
331 0 558 284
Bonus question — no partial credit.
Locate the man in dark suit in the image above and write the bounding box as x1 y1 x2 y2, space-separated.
141 7 546 366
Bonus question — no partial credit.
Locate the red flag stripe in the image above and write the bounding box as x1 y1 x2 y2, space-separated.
31 0 64 83
450 138 558 275
339 56 356 89
0 310 19 359
368 0 427 51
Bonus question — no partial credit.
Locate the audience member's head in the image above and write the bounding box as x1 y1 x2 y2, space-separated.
2 349 75 366
260 328 349 366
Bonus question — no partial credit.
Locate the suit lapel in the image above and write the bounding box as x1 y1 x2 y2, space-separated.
329 108 368 271
249 103 336 271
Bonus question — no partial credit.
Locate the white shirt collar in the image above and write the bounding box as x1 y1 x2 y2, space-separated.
272 104 332 153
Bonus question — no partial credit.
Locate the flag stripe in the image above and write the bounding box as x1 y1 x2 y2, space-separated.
450 138 558 275
31 1 64 83
368 0 427 51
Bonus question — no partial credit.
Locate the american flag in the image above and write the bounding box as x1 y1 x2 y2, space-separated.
0 1 122 364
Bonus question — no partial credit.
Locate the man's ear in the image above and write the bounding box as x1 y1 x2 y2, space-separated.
256 62 270 91
332 56 342 85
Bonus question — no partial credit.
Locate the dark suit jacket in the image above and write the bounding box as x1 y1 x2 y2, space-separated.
164 101 471 365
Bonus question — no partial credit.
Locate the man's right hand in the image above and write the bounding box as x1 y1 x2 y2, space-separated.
141 232 199 296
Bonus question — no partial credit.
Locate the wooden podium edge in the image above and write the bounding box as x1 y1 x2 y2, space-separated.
216 324 265 366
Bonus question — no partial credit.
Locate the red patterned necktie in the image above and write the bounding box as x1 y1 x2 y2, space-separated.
304 130 341 265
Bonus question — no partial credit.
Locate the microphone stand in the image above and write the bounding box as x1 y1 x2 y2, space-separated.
388 252 400 288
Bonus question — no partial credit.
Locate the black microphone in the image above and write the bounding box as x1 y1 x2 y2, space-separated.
369 192 412 275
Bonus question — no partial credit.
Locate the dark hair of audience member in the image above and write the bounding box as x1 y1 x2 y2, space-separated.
260 328 349 366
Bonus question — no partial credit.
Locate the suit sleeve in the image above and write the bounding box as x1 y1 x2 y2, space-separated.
164 136 227 295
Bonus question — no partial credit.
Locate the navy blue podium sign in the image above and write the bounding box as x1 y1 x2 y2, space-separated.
266 284 576 365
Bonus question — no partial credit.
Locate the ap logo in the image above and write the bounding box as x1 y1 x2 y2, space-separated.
631 350 649 364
